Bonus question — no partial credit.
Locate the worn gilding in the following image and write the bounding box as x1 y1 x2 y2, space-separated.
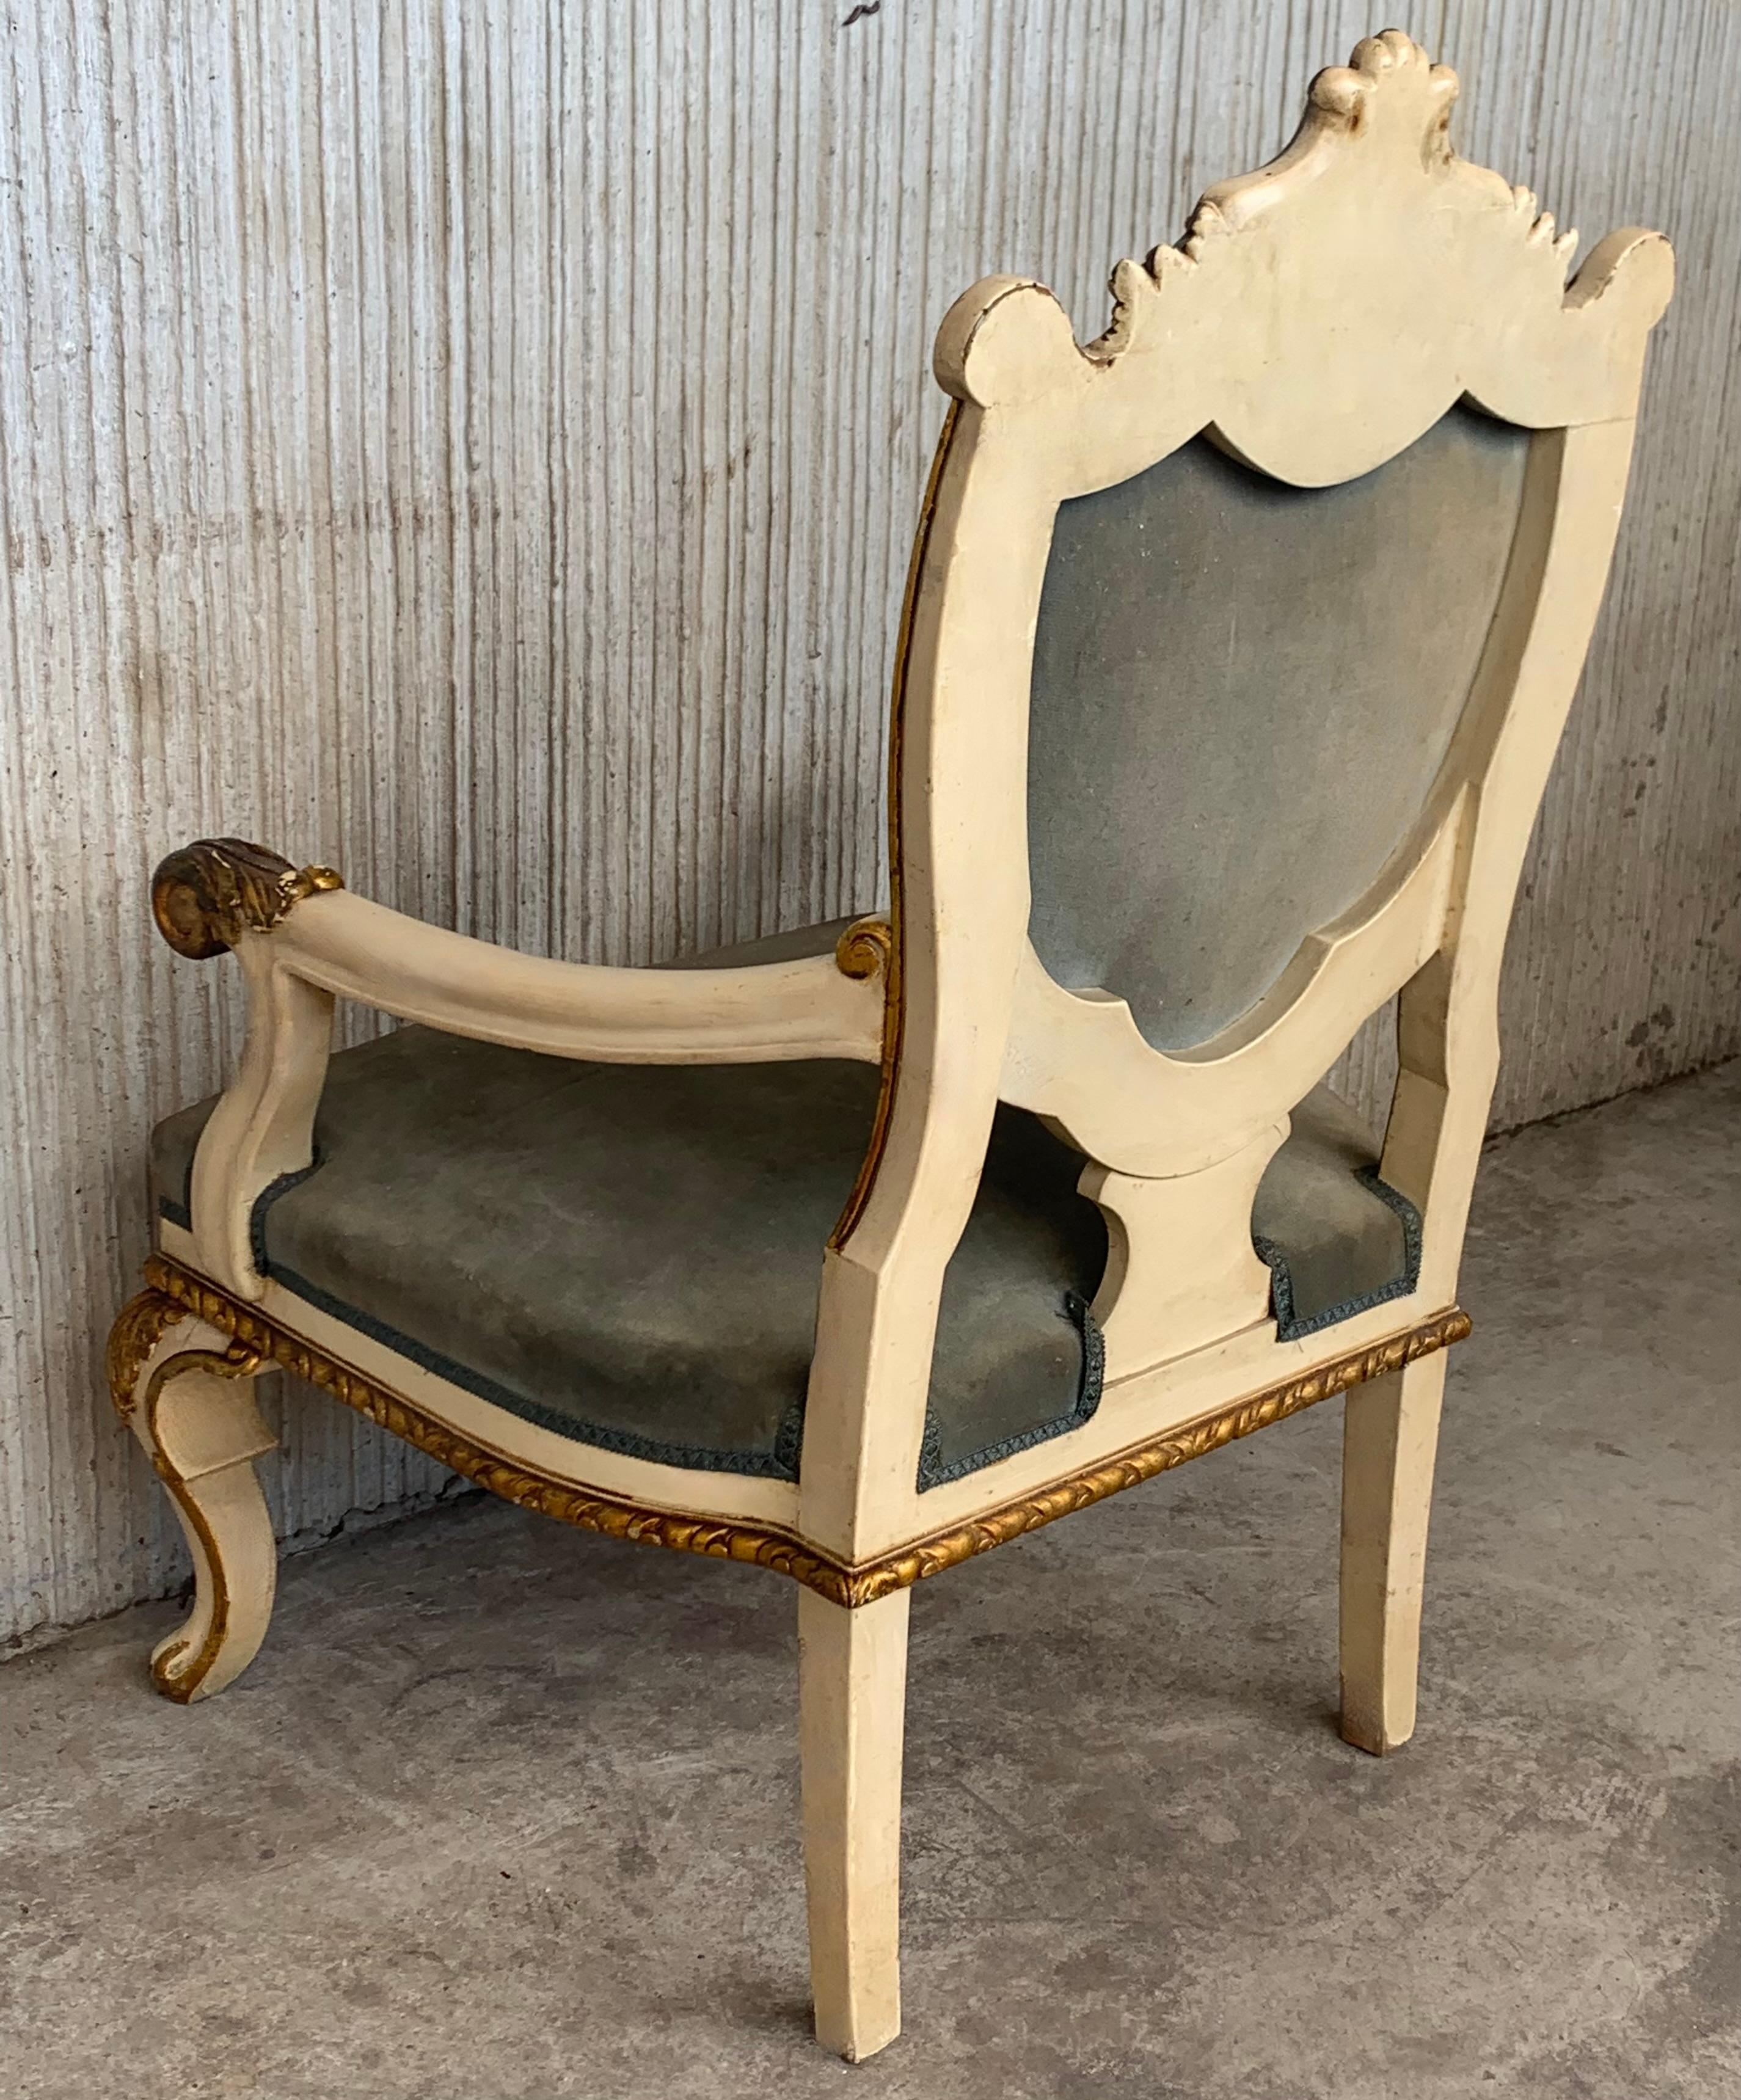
106 1290 268 1702
150 838 343 961
13 6 1724 1655
133 1255 1468 1608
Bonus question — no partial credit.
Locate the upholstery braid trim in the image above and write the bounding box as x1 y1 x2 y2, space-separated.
142 1253 1467 1608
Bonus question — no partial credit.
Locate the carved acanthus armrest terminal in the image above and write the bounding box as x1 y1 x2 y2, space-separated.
151 838 344 960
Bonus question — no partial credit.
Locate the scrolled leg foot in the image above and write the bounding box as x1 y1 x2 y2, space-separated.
1339 1351 1447 1755
108 1288 280 1704
798 1585 910 2062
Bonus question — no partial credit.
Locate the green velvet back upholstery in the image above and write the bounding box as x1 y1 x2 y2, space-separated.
1026 405 1531 1051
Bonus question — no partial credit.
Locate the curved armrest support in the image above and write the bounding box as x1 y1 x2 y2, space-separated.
272 890 885 1063
153 836 886 1062
151 838 888 1298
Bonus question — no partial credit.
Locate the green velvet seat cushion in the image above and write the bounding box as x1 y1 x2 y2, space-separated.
151 1027 1106 1487
150 1031 1414 1488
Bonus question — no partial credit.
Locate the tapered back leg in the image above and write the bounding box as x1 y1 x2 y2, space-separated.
798 1585 911 2061
1339 1351 1449 1754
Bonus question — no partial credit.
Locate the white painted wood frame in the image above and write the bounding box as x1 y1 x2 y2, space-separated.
110 33 1671 2060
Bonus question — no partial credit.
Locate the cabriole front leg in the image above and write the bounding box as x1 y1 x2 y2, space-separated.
1338 1349 1448 1755
107 1289 280 1703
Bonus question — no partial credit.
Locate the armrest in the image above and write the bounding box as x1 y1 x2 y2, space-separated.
150 838 890 1299
151 837 888 1063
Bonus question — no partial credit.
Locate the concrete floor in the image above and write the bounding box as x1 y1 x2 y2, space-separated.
3 1064 1737 2100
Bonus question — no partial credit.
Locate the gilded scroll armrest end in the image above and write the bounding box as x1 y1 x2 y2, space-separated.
834 914 893 983
150 837 344 960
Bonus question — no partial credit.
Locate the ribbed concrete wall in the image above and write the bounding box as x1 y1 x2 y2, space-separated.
3 1 1736 1651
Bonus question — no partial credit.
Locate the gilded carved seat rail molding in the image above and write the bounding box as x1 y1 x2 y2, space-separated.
125 1257 1467 1608
844 1305 1472 1605
128 1263 858 1599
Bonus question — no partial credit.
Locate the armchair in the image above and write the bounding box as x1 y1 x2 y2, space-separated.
109 32 1671 2062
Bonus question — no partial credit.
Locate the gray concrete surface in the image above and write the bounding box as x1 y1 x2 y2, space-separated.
3 1063 1736 2100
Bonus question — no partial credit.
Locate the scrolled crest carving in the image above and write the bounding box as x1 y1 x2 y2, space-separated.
1172 30 1564 266
151 837 343 960
1302 28 1459 151
935 28 1671 482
